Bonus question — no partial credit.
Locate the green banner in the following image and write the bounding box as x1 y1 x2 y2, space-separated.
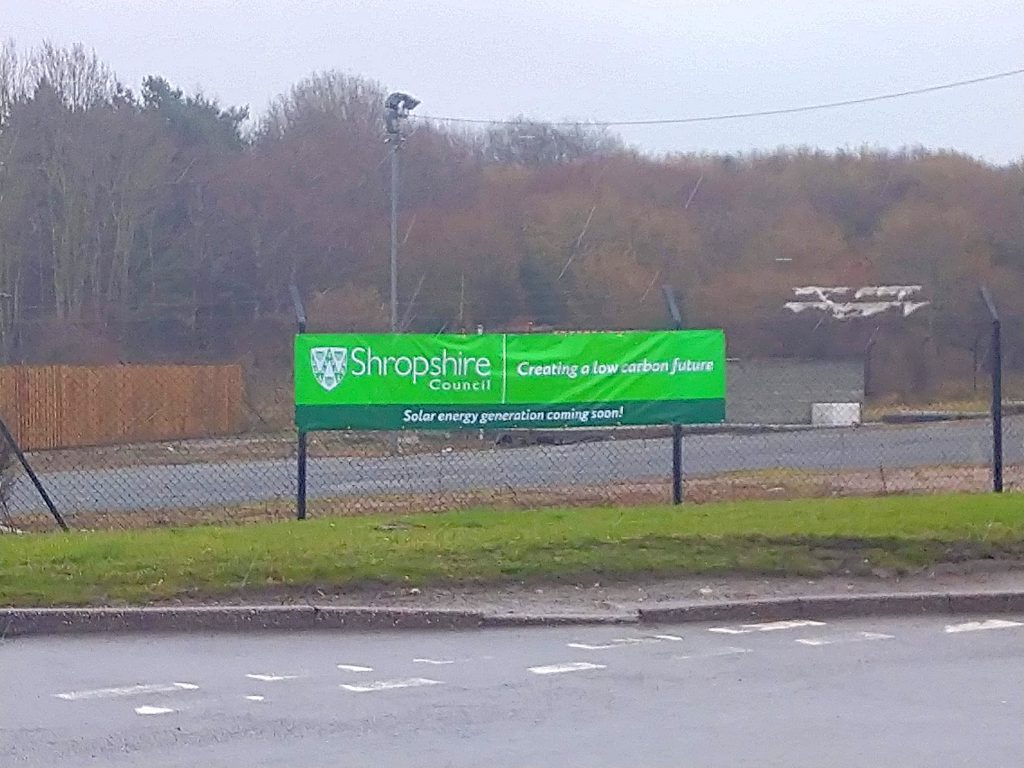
295 329 725 431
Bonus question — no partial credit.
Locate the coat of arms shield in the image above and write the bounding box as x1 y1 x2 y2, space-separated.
310 347 348 391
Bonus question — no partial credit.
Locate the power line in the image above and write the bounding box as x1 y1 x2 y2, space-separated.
413 66 1024 128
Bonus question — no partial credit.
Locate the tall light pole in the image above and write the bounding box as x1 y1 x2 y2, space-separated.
389 140 399 331
384 92 419 331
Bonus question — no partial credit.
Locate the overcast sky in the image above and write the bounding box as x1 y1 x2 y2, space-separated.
3 0 1022 162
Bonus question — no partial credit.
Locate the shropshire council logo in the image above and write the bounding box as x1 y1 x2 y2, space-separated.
310 347 348 391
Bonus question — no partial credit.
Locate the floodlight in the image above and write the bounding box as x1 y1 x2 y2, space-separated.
384 92 420 134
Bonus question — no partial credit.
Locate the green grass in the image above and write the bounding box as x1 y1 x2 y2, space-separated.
4 493 1024 607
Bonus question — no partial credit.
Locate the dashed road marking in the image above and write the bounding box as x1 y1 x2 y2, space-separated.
796 631 895 647
412 658 456 665
612 637 660 645
336 664 374 672
134 705 175 716
244 695 266 702
529 662 607 676
341 677 442 693
674 646 751 660
56 682 199 701
709 620 826 635
245 674 299 682
567 637 661 650
652 634 684 641
945 619 1024 634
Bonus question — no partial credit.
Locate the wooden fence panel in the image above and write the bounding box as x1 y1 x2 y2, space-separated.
0 364 244 450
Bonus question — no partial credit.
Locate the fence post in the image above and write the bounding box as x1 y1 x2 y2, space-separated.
863 326 880 400
0 415 67 531
662 285 684 505
981 286 1003 493
296 431 308 520
290 284 309 519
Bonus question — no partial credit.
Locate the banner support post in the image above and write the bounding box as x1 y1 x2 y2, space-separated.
981 286 1003 493
290 284 308 520
662 285 685 506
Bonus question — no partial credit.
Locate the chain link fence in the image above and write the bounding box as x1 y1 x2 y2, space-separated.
1 348 1015 534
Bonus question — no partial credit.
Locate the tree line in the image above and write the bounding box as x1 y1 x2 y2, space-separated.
1 40 1022 396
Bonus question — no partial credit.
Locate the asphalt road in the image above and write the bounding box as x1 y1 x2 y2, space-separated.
4 615 1023 767
10 416 1022 517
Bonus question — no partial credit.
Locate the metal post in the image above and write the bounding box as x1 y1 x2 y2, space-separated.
864 326 880 400
662 284 684 329
981 286 1003 493
390 141 400 332
0 415 67 531
290 283 309 519
662 285 684 505
671 424 683 505
384 91 417 332
993 318 1003 493
297 431 308 520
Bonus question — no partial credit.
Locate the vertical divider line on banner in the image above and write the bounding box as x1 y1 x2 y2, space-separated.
501 334 508 404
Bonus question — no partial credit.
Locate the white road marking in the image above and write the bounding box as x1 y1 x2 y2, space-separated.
56 682 199 701
528 662 607 675
244 695 266 702
567 642 619 650
412 658 456 665
796 632 895 647
945 619 1024 634
336 664 374 672
674 646 751 660
567 637 661 650
653 634 684 641
340 677 442 693
709 620 826 635
245 674 299 682
612 637 660 645
134 705 175 716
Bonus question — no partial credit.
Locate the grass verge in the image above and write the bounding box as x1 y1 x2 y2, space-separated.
15 464 1016 533
4 493 1024 607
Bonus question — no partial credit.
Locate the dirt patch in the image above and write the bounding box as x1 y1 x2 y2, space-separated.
21 430 507 472
9 463 1022 533
148 560 1024 616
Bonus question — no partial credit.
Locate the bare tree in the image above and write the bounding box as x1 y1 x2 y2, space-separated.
483 118 623 166
0 38 26 127
25 41 118 111
260 71 384 141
